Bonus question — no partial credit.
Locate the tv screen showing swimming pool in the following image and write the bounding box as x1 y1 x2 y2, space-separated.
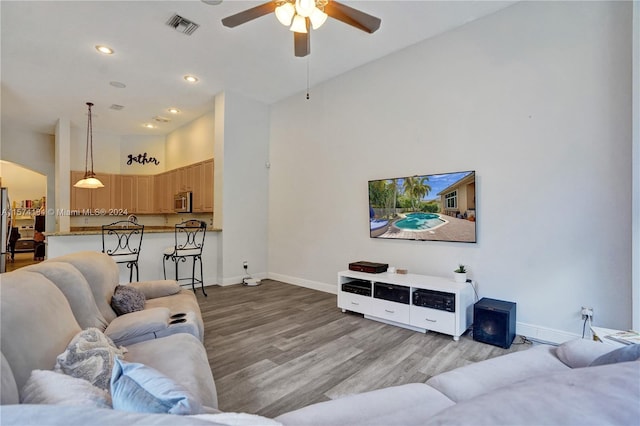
368 170 476 243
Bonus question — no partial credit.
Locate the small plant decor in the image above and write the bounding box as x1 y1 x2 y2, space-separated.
454 264 466 273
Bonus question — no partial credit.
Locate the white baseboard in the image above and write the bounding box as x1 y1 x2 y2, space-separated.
218 273 268 286
516 321 580 345
267 273 337 294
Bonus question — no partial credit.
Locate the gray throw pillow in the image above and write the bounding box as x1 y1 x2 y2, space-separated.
111 285 146 316
589 344 640 366
54 328 127 391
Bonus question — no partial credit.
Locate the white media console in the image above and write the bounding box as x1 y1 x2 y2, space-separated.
338 270 475 341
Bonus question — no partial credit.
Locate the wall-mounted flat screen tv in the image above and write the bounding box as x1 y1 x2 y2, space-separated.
368 170 476 243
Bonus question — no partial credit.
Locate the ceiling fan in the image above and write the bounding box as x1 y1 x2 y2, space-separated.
221 0 381 57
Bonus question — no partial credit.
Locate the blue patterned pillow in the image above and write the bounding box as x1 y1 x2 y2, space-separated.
110 358 203 415
111 285 145 316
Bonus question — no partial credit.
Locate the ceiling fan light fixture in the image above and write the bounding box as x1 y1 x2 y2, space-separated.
309 7 327 29
295 0 315 18
275 2 295 26
289 14 308 33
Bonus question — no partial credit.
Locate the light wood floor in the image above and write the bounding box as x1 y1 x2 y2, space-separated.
196 280 532 418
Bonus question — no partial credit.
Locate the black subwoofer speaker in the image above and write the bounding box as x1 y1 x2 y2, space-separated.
473 298 516 349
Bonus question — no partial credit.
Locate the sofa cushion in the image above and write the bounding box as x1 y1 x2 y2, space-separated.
424 360 640 425
49 251 121 322
24 260 109 330
555 338 616 368
426 344 568 402
1 352 19 405
111 285 146 316
54 328 126 391
20 369 111 408
105 308 171 346
124 333 218 409
129 280 181 299
275 383 454 426
589 344 640 366
110 358 203 415
0 270 82 393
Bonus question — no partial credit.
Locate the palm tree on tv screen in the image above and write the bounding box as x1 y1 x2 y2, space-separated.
403 176 432 212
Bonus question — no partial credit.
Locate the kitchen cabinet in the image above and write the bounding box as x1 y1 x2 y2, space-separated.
70 158 212 215
70 171 115 212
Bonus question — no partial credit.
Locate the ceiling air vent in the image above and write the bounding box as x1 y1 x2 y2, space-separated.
110 104 124 111
153 116 170 123
166 14 200 35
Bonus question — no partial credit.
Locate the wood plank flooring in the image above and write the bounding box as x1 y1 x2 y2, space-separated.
196 280 532 418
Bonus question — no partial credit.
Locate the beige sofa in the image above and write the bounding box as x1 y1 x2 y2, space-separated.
22 251 204 346
1 252 217 412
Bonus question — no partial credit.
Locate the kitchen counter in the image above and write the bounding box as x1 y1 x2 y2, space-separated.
45 226 222 237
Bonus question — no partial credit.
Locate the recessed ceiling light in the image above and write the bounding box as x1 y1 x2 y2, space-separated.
153 116 170 123
109 81 126 88
168 108 180 114
183 75 199 83
201 0 223 5
143 123 156 129
95 45 114 55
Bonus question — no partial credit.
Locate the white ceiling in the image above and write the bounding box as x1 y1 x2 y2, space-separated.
1 0 516 137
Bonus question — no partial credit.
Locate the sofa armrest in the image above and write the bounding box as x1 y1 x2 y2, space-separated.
128 280 181 299
105 307 171 346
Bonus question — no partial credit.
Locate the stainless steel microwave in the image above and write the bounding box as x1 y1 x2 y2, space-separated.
174 191 192 213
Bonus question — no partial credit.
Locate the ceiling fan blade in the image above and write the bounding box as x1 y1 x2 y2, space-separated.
294 30 310 57
221 1 276 28
324 1 381 34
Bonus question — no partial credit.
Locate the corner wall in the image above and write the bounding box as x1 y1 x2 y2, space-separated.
268 1 634 341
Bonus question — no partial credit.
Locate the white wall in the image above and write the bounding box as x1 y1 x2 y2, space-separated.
119 135 166 175
165 111 215 170
70 127 121 174
0 161 46 205
1 125 56 231
216 91 270 285
268 1 634 342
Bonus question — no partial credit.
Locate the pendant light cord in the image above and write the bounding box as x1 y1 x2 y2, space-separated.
86 102 94 178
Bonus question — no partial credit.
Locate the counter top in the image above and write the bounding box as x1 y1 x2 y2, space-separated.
45 226 222 237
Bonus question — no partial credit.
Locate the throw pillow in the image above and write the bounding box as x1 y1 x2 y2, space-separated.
54 327 127 391
111 285 146 316
110 358 203 415
21 369 111 408
555 338 614 368
589 344 640 366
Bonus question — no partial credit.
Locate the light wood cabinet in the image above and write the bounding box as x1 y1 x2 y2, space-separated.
70 158 213 215
136 175 154 213
70 171 115 212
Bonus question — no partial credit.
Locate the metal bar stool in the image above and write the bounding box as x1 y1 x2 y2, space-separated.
101 219 144 282
163 219 207 296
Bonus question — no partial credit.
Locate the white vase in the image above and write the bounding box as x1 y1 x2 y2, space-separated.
453 272 467 283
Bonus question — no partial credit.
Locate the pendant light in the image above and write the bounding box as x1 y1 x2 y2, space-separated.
74 102 104 189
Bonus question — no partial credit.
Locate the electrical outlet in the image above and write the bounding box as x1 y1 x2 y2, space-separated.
581 306 594 321
243 261 248 270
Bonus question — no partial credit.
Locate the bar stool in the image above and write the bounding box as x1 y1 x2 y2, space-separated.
163 219 207 296
101 219 144 282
